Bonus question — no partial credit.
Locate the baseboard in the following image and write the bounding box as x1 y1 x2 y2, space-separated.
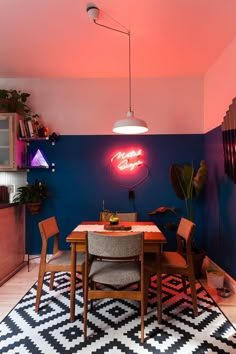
0 261 27 287
202 256 236 293
24 254 53 263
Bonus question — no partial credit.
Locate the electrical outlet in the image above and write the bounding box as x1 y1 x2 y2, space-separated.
8 184 15 194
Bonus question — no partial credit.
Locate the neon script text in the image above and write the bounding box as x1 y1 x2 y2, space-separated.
111 149 143 171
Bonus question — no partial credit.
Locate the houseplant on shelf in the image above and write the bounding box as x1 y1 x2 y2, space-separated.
0 89 31 115
13 179 50 215
0 88 47 137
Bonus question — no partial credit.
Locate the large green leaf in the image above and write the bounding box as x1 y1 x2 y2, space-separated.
170 164 194 200
193 160 208 195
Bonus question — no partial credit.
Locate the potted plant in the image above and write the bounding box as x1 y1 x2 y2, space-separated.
0 89 31 115
169 160 208 277
170 160 208 222
13 179 50 214
0 88 42 126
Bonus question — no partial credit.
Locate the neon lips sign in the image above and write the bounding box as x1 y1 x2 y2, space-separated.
110 149 143 171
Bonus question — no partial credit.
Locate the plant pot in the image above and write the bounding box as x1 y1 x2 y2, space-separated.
206 269 224 288
26 202 41 215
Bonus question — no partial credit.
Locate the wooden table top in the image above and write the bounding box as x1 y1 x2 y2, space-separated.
66 221 167 244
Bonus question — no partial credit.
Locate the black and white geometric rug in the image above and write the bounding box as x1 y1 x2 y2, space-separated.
0 273 235 354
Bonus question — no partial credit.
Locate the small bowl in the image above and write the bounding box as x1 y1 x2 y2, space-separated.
110 220 119 225
217 287 232 298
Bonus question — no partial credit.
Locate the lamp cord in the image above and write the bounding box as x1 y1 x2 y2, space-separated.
94 20 132 113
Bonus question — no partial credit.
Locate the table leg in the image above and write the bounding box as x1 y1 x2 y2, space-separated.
70 243 76 322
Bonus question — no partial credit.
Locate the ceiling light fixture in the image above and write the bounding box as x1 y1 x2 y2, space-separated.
86 4 148 134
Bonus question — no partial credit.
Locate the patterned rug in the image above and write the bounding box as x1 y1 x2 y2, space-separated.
0 273 235 354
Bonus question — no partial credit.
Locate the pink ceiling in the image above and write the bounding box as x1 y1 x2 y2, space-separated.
1 0 236 78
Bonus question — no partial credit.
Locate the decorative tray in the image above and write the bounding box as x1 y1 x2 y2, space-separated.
104 224 132 231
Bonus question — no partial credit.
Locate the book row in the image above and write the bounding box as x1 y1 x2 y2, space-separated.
18 119 48 138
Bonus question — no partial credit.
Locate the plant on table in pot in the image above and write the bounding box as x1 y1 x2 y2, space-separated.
13 179 50 215
109 213 120 225
169 160 208 277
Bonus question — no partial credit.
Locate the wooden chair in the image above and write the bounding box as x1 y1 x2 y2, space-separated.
145 217 198 323
35 216 85 313
84 231 145 342
100 211 138 222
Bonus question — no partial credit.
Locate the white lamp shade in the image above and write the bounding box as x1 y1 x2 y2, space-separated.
112 111 148 134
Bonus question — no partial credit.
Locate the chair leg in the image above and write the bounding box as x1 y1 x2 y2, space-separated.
140 297 144 343
35 271 45 312
143 272 151 315
182 275 187 294
49 272 55 290
83 277 88 339
90 281 96 310
82 269 85 303
156 271 162 324
188 274 198 317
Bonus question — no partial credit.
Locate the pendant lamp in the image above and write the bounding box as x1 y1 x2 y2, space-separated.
86 4 148 134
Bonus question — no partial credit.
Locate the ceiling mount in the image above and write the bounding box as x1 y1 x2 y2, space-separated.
86 3 148 135
86 4 99 21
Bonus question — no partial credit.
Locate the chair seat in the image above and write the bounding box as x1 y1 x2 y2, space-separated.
48 250 85 265
90 260 140 285
161 251 187 268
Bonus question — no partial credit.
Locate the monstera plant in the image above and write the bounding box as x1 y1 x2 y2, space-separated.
170 160 208 222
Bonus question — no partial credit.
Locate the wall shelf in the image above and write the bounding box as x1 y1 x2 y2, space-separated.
18 163 56 172
19 137 56 146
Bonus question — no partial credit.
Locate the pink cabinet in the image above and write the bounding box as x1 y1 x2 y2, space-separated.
0 205 25 286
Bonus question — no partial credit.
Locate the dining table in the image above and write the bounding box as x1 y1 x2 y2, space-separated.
66 221 167 322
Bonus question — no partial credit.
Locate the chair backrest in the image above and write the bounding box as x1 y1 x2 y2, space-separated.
87 231 143 258
38 217 60 259
100 211 138 222
38 216 59 241
176 217 196 256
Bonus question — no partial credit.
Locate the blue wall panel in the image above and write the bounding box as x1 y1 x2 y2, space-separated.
26 134 205 255
204 127 236 278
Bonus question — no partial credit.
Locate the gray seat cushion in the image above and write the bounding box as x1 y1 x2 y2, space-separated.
48 250 85 265
90 260 140 285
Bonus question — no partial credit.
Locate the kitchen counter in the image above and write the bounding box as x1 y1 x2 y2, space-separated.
0 202 18 209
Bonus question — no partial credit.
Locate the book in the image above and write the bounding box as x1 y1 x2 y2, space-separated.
27 120 35 137
19 119 27 137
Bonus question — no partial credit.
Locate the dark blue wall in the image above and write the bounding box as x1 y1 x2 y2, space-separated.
204 127 236 279
27 134 205 256
26 129 236 279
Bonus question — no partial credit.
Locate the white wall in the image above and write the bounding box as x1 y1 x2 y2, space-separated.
0 172 26 202
0 77 204 135
204 36 236 133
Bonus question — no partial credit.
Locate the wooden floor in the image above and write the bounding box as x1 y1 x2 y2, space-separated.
0 263 236 327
